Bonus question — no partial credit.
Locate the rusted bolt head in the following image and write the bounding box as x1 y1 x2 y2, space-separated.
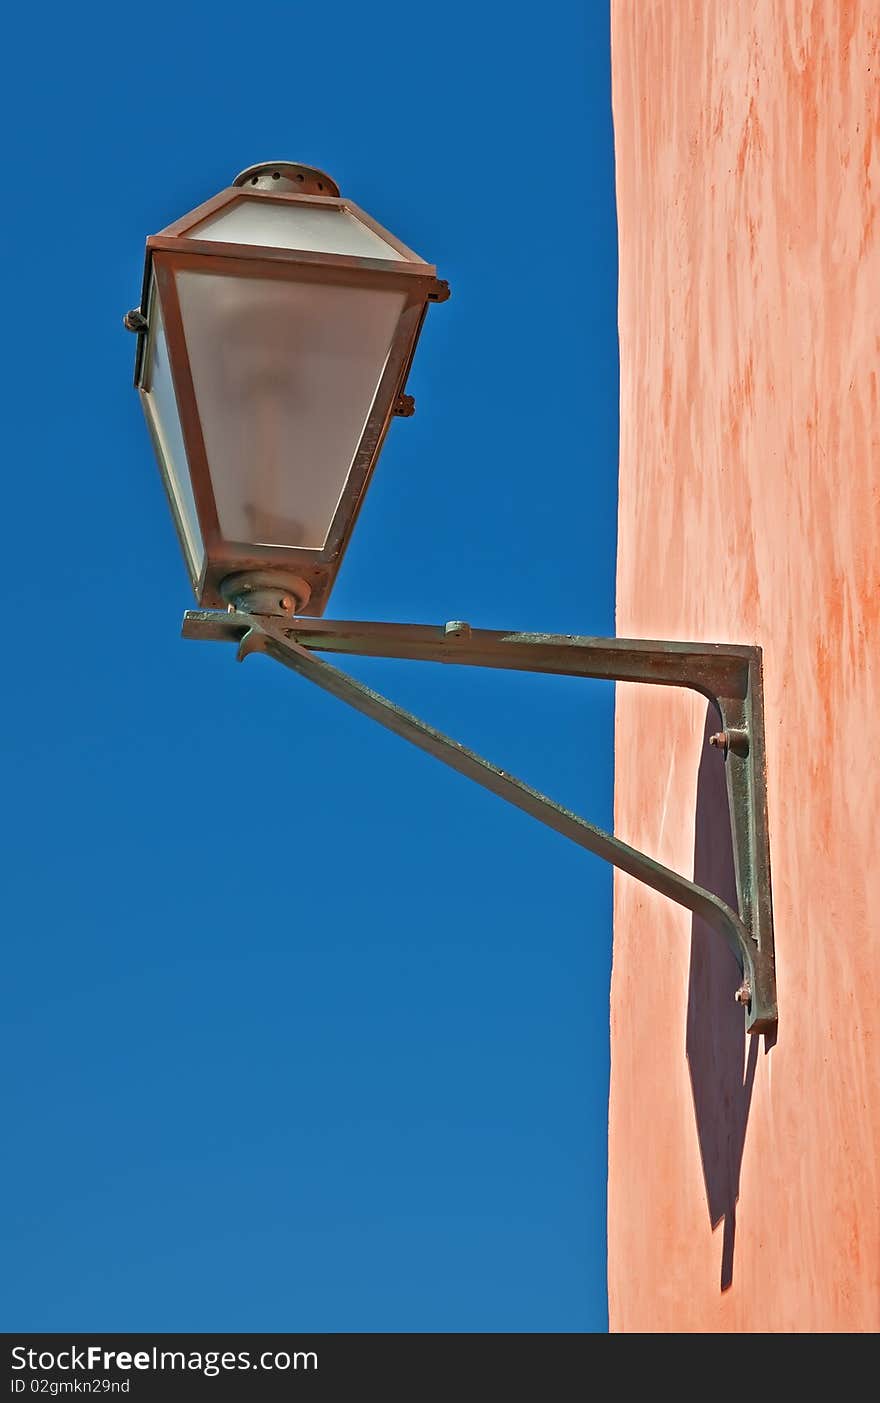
710 728 749 757
734 981 751 1005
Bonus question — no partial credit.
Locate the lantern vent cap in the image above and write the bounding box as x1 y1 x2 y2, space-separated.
232 161 340 198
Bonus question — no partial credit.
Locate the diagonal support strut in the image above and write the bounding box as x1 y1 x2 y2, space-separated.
183 610 777 1035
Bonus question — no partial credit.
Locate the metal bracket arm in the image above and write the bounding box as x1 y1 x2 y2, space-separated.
182 611 776 1035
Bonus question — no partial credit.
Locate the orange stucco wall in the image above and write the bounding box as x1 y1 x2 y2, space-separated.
609 1 879 1331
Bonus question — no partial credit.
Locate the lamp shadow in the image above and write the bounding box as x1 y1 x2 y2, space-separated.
686 705 760 1292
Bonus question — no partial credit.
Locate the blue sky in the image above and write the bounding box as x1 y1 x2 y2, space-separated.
1 3 617 1331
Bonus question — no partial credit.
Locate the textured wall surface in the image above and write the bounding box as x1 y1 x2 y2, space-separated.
610 0 879 1331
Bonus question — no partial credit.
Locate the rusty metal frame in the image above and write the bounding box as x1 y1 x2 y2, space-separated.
158 184 431 266
182 610 777 1035
130 186 447 616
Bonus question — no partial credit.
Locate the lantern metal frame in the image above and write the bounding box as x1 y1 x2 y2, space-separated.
128 167 449 615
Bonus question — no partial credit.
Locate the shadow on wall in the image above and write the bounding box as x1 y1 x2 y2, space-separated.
686 705 760 1293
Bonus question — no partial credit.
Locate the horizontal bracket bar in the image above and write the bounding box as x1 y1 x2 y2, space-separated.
183 610 776 1034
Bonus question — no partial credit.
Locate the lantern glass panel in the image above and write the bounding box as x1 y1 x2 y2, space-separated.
175 268 408 550
185 199 408 262
141 295 204 579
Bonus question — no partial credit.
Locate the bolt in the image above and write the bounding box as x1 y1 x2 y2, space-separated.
123 308 148 333
444 620 471 639
734 981 751 1006
279 595 295 613
709 728 749 757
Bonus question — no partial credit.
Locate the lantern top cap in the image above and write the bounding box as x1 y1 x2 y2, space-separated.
233 161 341 198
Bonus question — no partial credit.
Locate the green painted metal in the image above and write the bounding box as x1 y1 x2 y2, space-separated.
183 610 776 1034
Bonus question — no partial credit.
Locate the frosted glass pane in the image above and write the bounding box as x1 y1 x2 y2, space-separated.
142 297 204 578
185 199 407 262
176 269 407 549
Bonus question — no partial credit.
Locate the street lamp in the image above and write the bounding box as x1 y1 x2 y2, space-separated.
126 159 448 617
125 161 777 1035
